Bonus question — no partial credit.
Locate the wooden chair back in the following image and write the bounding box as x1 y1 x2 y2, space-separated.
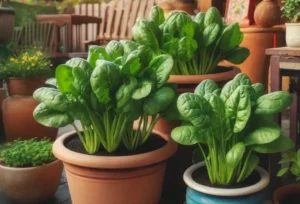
74 0 156 44
11 27 23 47
20 22 55 54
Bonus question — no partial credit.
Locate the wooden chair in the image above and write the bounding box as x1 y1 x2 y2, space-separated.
19 22 55 54
74 0 156 45
36 14 101 54
11 27 23 47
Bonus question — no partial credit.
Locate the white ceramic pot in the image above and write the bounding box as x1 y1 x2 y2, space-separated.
285 23 300 47
183 162 270 204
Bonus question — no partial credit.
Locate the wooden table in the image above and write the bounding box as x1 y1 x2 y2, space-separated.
266 47 300 192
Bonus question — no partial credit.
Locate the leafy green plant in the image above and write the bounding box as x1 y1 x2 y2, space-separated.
0 48 53 80
132 6 249 75
277 149 300 181
0 138 55 167
33 40 176 154
171 73 295 185
281 0 300 23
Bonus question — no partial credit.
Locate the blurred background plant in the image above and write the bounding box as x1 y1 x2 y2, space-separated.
0 47 53 81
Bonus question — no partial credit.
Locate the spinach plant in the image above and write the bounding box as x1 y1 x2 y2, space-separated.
281 0 300 23
132 6 249 75
0 138 55 167
171 73 295 185
33 40 176 154
277 149 300 181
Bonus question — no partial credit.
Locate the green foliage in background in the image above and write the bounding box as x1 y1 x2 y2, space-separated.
277 149 300 182
2 1 57 27
0 138 55 167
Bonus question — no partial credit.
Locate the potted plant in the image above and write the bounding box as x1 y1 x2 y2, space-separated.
281 0 300 47
0 138 63 203
0 2 15 44
33 41 178 203
0 48 57 142
171 73 295 203
274 149 300 204
132 6 249 94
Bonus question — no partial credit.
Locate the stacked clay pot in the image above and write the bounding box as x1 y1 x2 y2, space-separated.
2 77 58 142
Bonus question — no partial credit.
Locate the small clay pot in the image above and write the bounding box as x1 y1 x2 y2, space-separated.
273 184 300 204
0 160 63 203
254 0 281 28
158 1 197 16
53 130 177 204
2 96 58 142
7 77 46 96
168 66 240 94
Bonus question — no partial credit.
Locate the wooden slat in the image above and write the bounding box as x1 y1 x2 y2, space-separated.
126 0 140 39
137 0 148 20
98 3 109 40
104 1 116 40
111 0 124 40
145 0 155 17
119 0 133 40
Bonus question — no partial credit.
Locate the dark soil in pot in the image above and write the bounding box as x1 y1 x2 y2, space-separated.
280 194 300 204
65 133 166 156
192 166 261 189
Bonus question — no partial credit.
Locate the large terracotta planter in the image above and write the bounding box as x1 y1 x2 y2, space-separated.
53 130 177 204
7 77 46 96
0 8 15 43
168 66 240 94
2 96 58 142
0 160 63 203
273 184 300 204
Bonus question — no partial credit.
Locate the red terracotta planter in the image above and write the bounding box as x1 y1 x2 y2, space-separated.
2 96 58 142
53 130 177 204
7 77 46 96
273 184 300 204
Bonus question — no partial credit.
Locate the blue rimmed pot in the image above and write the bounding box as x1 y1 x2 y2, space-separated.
184 162 270 204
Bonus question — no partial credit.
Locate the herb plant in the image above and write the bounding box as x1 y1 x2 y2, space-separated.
171 73 295 185
277 149 300 181
0 139 55 167
0 48 53 80
281 0 300 23
132 6 249 75
33 40 176 154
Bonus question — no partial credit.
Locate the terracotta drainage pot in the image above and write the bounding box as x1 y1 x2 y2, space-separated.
273 184 300 204
168 66 240 94
2 95 58 142
7 77 47 96
184 162 270 204
53 130 177 204
0 160 63 203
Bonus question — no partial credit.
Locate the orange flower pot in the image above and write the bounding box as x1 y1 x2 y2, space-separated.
53 130 177 204
7 77 46 96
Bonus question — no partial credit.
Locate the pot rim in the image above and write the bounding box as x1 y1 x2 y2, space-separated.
0 8 15 15
53 129 178 169
285 23 300 26
183 162 270 197
168 66 240 84
7 77 47 80
0 159 61 171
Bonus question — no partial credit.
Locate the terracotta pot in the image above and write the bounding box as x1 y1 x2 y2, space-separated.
53 130 177 204
2 96 58 142
7 77 47 96
254 0 281 28
168 66 240 94
0 88 6 141
273 184 300 204
0 8 15 43
0 160 63 203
